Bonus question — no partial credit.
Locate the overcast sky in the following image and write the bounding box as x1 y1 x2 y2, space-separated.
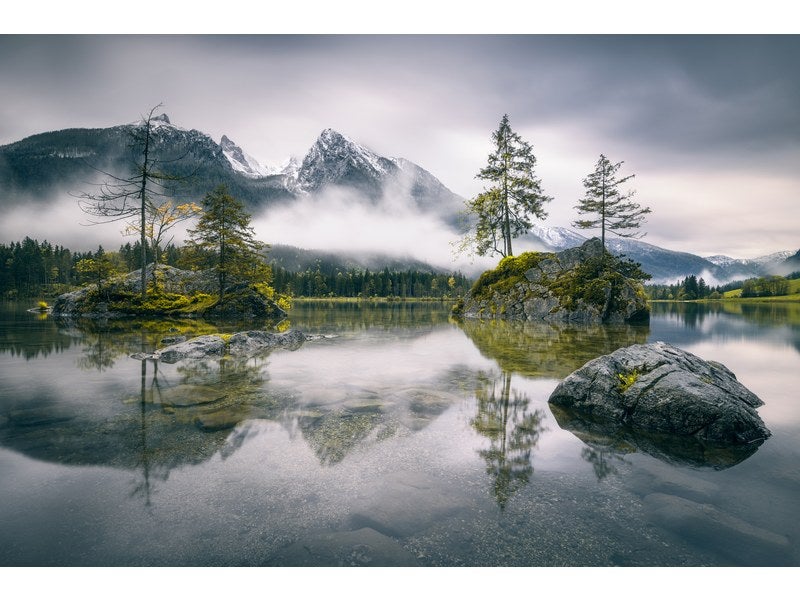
1 34 798 259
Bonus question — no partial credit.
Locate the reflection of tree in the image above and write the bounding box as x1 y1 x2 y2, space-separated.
290 300 452 333
458 319 648 378
77 330 124 371
580 445 627 481
132 358 153 506
471 371 545 510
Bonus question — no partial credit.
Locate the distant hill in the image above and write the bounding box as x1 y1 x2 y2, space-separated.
268 244 449 274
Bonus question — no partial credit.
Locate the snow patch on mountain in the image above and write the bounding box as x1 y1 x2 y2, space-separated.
220 135 277 178
527 224 587 250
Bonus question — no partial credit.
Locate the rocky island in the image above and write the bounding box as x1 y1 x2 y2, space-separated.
454 238 650 324
51 264 287 320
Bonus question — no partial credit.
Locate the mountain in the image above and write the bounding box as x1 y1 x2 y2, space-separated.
294 129 463 223
522 225 794 284
219 134 277 178
0 118 461 223
0 113 295 209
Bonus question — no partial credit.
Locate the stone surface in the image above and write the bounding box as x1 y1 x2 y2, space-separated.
227 329 306 354
643 493 791 566
154 335 227 363
549 341 771 446
152 329 306 363
268 527 420 566
348 470 469 538
459 238 650 324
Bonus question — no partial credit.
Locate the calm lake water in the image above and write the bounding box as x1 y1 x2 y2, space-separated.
1 299 798 566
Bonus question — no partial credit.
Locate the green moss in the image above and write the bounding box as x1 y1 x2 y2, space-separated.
108 290 219 315
469 251 555 302
616 369 639 392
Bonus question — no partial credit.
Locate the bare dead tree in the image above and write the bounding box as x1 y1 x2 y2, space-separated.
77 104 190 299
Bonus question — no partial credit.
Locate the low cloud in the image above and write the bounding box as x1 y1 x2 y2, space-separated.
0 194 196 253
252 186 493 275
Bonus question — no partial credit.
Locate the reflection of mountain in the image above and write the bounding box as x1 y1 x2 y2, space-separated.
292 385 459 466
471 371 545 509
0 357 275 474
550 405 763 471
457 318 649 378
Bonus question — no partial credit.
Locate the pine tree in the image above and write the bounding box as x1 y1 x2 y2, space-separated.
186 185 271 302
573 154 651 248
463 115 552 258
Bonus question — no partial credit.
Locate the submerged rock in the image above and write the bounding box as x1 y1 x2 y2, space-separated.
153 329 306 363
268 527 420 567
548 341 770 446
643 493 791 566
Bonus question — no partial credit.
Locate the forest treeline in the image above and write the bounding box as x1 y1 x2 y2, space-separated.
0 237 471 300
646 273 799 300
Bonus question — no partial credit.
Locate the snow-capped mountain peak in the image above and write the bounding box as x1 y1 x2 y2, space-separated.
130 113 182 131
528 224 588 250
298 128 394 191
220 134 276 178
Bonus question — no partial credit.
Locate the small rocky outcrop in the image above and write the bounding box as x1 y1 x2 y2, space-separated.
548 341 771 446
152 329 306 363
51 264 287 320
456 238 650 324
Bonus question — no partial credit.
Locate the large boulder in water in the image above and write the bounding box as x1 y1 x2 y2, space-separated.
548 341 771 446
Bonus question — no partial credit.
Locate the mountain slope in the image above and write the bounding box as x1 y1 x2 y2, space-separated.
293 129 463 222
0 119 462 224
0 114 296 210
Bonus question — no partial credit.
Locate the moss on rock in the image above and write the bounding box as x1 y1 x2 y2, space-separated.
457 239 650 325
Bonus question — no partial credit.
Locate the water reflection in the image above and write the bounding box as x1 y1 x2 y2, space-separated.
471 371 545 509
652 300 800 328
550 405 763 471
0 352 281 493
457 318 648 378
290 299 452 332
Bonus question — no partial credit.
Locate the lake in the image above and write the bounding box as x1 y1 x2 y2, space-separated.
0 299 798 566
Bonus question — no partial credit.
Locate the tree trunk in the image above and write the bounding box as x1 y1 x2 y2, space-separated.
139 122 151 300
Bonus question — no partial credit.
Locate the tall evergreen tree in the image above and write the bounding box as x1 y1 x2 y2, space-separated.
573 154 651 248
464 115 552 258
186 185 270 302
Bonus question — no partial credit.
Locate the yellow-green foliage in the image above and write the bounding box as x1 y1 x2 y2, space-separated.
37 300 49 311
616 369 639 392
470 252 554 301
109 291 217 315
254 282 292 312
218 333 234 343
